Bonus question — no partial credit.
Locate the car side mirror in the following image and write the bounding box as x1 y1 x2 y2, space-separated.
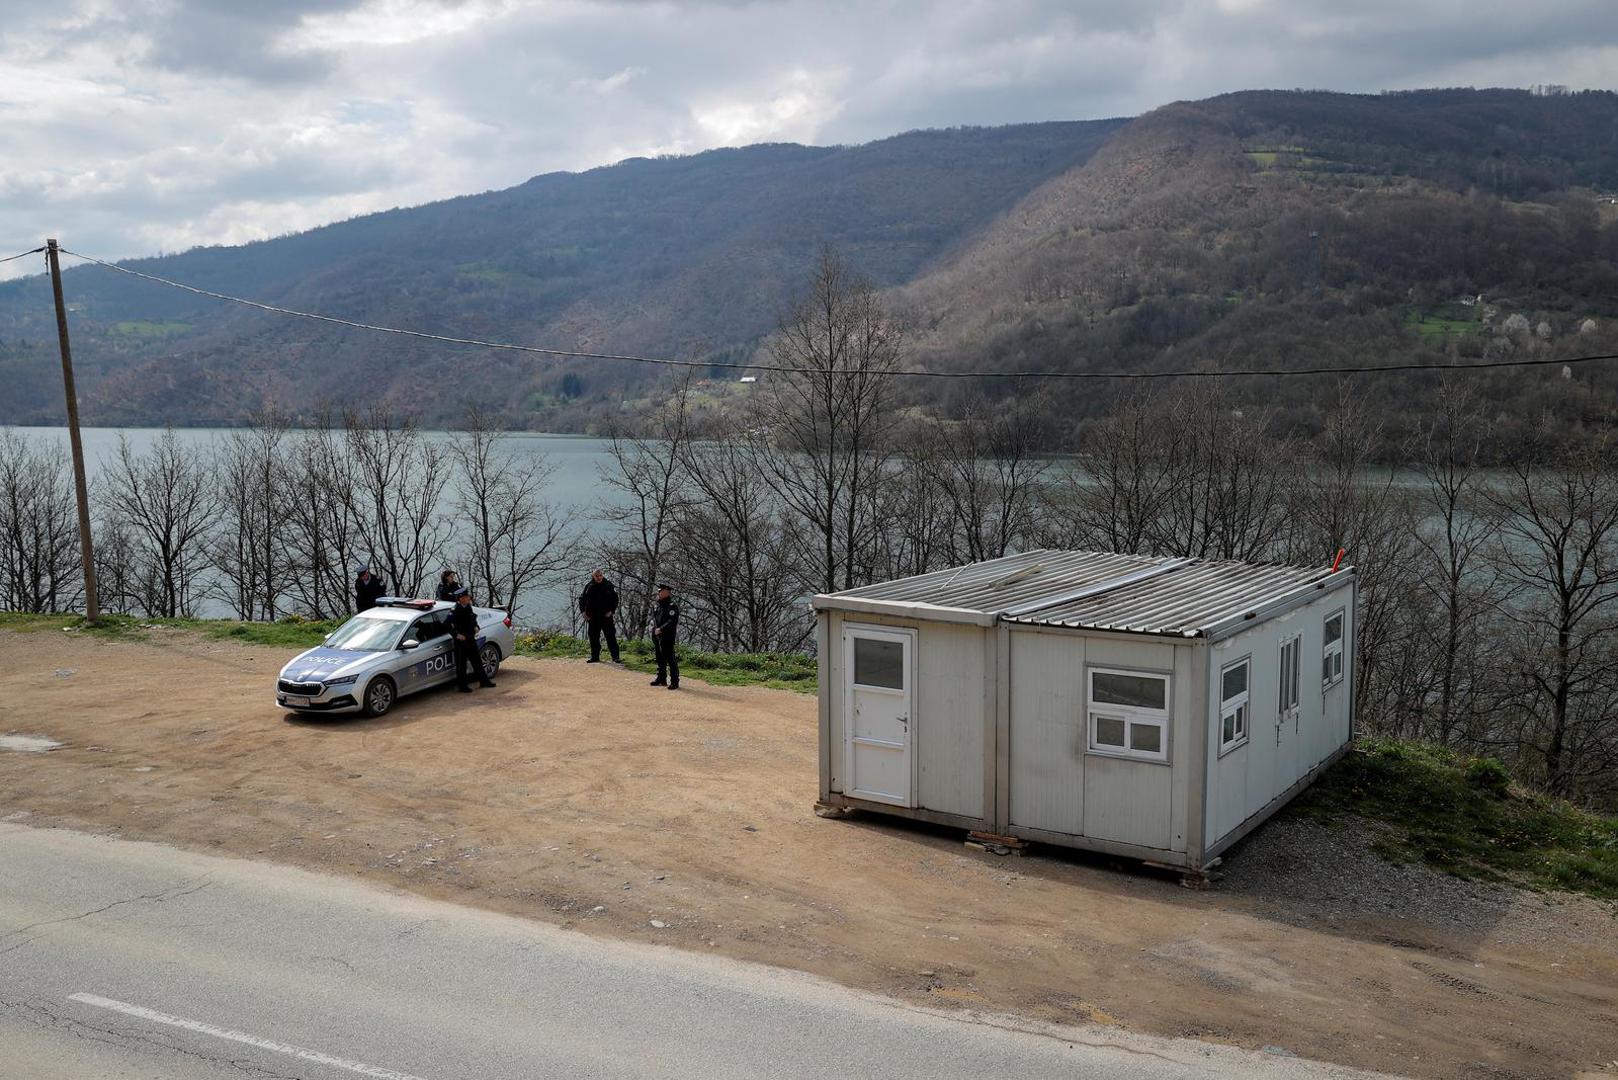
400 639 420 651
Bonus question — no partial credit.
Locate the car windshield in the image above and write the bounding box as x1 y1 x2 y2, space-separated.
323 614 403 652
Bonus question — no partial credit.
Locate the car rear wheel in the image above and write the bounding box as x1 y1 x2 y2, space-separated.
480 643 502 680
362 675 396 717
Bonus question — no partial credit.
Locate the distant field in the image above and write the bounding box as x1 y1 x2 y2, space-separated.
454 261 546 287
1404 309 1481 339
111 319 192 337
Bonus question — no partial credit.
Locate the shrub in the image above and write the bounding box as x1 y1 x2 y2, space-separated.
1465 757 1512 799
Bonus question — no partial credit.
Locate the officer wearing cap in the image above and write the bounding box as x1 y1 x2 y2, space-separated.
649 582 679 690
449 587 496 692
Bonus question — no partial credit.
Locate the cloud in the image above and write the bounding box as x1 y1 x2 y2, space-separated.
2 0 1616 280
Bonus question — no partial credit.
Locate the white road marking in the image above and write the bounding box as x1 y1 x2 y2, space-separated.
68 993 431 1080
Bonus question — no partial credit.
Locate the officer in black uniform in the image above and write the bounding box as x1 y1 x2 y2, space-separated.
435 570 461 602
649 582 679 690
449 588 495 692
355 564 386 612
578 568 621 664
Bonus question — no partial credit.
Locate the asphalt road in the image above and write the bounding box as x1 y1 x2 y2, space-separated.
0 824 1392 1080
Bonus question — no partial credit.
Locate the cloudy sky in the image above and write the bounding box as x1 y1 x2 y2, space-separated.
2 0 1616 279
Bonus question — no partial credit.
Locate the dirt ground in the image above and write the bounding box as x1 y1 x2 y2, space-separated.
2 629 1616 1080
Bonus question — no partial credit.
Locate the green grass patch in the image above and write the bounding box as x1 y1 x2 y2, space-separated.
0 613 811 690
516 629 817 693
1291 737 1618 900
111 320 192 338
1403 308 1480 339
455 262 544 287
0 611 335 648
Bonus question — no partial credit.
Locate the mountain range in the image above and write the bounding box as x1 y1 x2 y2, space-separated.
4 87 1618 448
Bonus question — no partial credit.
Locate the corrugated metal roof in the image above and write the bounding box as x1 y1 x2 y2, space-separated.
1006 558 1339 636
814 549 1351 637
825 549 1161 614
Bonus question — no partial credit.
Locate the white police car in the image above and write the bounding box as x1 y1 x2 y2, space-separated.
276 597 516 718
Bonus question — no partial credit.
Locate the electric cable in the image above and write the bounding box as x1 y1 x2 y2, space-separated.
0 246 46 264
56 247 1618 381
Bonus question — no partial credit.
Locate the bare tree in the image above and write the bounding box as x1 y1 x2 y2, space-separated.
868 420 954 580
1405 383 1504 744
1286 387 1415 732
752 248 902 593
282 414 365 618
930 392 1051 564
211 409 292 620
0 430 82 613
451 408 575 621
1041 389 1173 554
91 521 141 616
342 407 451 599
1049 386 1292 562
1486 438 1618 798
1152 388 1294 561
673 426 807 652
595 377 695 636
100 430 216 617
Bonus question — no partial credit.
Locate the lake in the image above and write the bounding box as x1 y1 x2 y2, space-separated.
3 426 629 625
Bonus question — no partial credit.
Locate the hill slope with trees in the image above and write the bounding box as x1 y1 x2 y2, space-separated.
5 87 1618 440
898 88 1618 451
0 121 1122 427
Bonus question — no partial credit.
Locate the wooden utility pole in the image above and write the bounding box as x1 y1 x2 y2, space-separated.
45 239 100 622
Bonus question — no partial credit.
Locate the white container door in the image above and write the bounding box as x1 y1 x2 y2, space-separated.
843 626 915 807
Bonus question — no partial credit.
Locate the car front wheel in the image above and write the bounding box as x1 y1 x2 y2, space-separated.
361 675 396 718
480 643 502 681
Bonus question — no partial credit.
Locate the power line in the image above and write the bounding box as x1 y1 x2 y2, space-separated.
56 246 1618 381
1 245 45 264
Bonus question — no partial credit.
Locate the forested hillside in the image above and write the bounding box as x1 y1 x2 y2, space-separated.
0 121 1121 427
5 87 1618 443
900 88 1618 452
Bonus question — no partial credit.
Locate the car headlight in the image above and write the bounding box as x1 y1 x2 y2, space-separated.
324 674 359 687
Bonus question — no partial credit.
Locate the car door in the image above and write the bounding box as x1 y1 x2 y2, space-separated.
403 612 456 692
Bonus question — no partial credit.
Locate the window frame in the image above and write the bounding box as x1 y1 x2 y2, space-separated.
1218 655 1251 756
1278 633 1301 724
850 634 907 694
1322 608 1345 691
1086 665 1171 764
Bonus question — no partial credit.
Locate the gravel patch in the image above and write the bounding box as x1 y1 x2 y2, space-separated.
1219 815 1617 950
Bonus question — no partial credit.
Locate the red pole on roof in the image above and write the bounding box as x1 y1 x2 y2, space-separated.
1331 548 1346 572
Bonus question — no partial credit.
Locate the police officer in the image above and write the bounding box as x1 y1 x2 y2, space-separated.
578 568 621 664
436 570 461 602
449 587 496 692
355 563 386 612
649 582 679 690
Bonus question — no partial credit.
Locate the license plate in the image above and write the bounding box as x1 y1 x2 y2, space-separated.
286 695 311 706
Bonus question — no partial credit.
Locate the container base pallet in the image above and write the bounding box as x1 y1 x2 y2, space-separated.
964 831 1026 856
813 802 1224 886
1142 857 1222 890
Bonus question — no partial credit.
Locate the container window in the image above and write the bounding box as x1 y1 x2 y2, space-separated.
1322 609 1345 689
1092 671 1167 710
1087 667 1169 763
1093 715 1126 747
1129 724 1162 754
1219 656 1250 753
1279 636 1301 717
853 636 904 690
